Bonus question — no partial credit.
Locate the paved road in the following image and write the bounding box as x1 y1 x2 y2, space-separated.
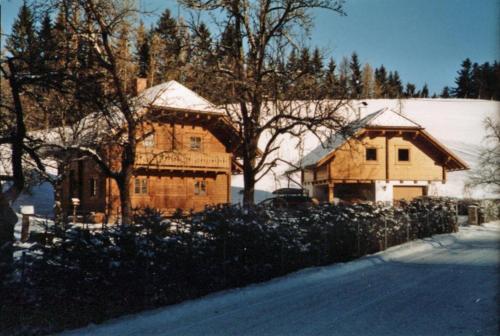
66 223 500 336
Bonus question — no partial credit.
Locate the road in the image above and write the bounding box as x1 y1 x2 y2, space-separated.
65 222 500 336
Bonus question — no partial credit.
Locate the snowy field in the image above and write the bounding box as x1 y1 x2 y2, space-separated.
63 222 500 336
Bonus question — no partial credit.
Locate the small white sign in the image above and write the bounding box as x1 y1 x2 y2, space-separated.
20 205 35 215
71 198 81 206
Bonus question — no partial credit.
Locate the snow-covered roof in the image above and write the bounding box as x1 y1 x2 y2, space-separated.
296 108 423 169
354 107 422 129
137 80 222 114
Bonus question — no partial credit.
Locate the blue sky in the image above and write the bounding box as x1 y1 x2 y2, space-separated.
1 0 498 94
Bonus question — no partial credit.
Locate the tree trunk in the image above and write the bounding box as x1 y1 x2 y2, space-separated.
0 193 17 280
117 173 133 225
242 140 258 206
243 165 255 206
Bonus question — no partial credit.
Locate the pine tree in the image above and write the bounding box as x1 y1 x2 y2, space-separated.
361 63 374 98
135 21 150 78
390 71 403 98
38 12 56 69
299 47 312 75
349 52 362 98
286 49 300 75
405 83 416 98
154 9 181 82
374 65 387 98
311 48 324 79
324 58 337 98
6 1 38 71
453 58 472 98
421 83 429 98
441 86 451 98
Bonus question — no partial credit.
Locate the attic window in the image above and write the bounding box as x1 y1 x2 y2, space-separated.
398 148 410 162
190 136 202 151
143 134 155 147
366 148 377 161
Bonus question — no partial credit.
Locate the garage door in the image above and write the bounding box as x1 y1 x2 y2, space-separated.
393 186 426 202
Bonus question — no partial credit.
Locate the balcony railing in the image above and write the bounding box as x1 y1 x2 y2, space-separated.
135 151 231 171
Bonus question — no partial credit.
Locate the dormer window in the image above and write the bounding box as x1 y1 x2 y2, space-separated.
143 134 155 147
366 148 377 161
398 148 410 162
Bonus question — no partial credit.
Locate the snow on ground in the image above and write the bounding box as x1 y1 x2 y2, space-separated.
232 98 500 199
63 222 500 336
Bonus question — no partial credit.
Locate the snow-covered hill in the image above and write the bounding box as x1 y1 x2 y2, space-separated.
232 98 499 199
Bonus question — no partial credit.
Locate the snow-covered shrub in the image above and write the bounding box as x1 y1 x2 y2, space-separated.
1 198 458 335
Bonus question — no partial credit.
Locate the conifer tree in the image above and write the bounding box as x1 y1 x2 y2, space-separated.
405 82 417 98
38 12 56 69
349 52 362 98
6 2 38 71
441 86 451 98
453 58 472 98
324 58 338 98
311 48 324 80
374 65 387 98
390 71 403 97
421 83 429 98
135 21 150 78
299 47 312 75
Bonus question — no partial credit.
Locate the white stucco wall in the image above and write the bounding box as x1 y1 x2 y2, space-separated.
374 180 441 205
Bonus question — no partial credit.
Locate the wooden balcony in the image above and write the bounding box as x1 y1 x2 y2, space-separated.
135 151 231 172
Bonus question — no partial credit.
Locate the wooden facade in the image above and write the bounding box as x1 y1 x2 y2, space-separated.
59 81 242 221
298 109 469 204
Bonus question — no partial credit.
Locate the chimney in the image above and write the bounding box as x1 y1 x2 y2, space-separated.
357 101 368 118
134 78 148 96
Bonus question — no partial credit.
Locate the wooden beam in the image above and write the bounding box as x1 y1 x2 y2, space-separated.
385 135 389 180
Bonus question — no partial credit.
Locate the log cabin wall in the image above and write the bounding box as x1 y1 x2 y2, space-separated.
329 136 386 181
59 116 235 221
326 133 443 182
60 158 106 216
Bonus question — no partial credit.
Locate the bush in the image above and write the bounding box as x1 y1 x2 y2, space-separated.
0 197 458 335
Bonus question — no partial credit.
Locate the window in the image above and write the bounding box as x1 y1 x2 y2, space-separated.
190 136 202 151
366 148 377 161
194 180 207 196
89 177 98 197
134 178 148 194
398 148 410 162
143 134 155 147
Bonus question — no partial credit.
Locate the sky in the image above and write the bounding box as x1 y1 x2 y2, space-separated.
1 0 498 95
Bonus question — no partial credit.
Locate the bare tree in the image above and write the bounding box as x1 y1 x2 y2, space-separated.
35 0 149 225
0 59 49 278
181 0 348 204
466 117 500 193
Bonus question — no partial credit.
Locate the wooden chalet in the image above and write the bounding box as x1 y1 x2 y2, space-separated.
59 80 242 221
293 108 469 204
